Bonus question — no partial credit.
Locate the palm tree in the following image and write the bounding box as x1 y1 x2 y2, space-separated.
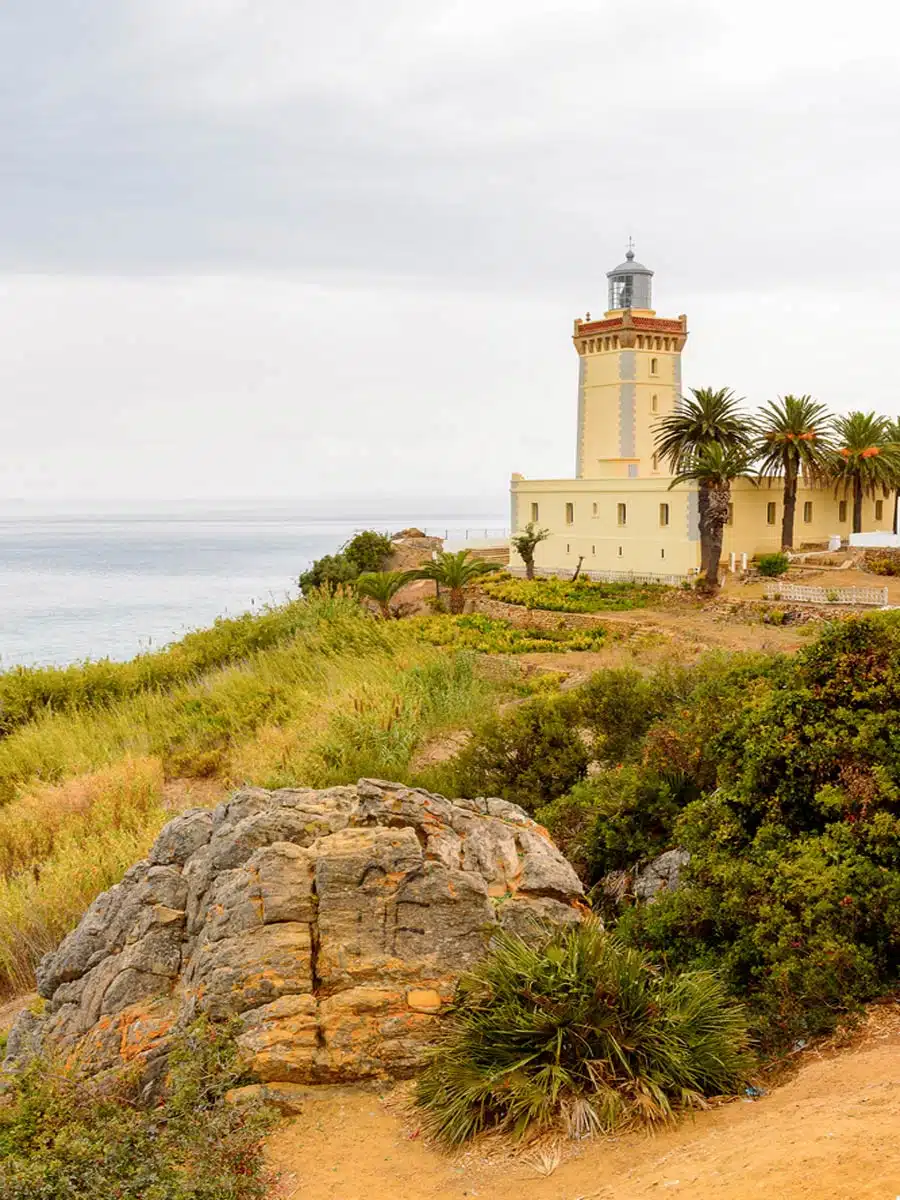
885 417 900 533
510 521 549 580
753 395 833 550
827 412 900 534
413 550 501 614
670 444 756 589
654 387 751 582
355 570 414 619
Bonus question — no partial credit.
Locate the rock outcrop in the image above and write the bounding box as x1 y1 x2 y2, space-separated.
5 780 584 1088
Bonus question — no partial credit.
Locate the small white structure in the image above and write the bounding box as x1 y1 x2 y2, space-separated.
849 532 900 549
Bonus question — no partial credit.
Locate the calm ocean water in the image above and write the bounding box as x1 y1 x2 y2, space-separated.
0 502 507 668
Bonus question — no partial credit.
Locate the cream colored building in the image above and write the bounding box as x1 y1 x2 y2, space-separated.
510 248 894 579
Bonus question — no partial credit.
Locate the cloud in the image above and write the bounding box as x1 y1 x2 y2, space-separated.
1 2 900 500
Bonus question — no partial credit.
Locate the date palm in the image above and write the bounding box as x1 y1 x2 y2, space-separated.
413 550 501 614
670 443 755 589
753 395 833 549
354 570 414 619
654 387 751 584
827 412 900 534
886 417 900 533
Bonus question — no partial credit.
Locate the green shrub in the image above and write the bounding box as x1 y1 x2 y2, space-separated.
614 616 900 1047
481 575 667 613
415 921 752 1144
866 554 900 576
0 1019 277 1199
298 529 392 594
756 552 790 577
538 766 682 885
343 530 393 574
449 696 589 812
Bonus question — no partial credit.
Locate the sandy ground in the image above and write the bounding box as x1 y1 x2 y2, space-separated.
266 1005 900 1200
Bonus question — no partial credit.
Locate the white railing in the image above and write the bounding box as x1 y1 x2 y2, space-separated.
508 565 689 586
763 583 889 606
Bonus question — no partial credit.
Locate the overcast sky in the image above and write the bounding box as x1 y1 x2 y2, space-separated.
1 0 898 505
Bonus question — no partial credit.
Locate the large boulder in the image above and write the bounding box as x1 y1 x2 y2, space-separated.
5 780 584 1088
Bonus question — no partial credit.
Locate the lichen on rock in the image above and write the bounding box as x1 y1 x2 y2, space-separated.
4 780 584 1087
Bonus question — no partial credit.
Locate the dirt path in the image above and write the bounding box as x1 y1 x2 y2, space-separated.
266 1007 900 1200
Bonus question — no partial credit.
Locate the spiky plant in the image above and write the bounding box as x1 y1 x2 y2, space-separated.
511 521 550 580
415 920 752 1145
413 550 501 614
753 394 834 549
827 412 900 533
354 570 414 619
669 444 756 590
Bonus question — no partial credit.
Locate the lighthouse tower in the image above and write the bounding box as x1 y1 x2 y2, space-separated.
573 245 688 479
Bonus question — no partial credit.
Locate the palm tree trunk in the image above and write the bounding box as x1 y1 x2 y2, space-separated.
697 485 711 577
853 477 864 534
781 467 798 550
894 487 899 535
700 486 730 590
449 586 465 615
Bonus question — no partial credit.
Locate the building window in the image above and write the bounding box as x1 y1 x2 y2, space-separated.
839 499 847 522
592 501 599 517
651 394 658 413
651 453 659 472
618 546 623 557
617 503 627 526
566 543 570 553
650 357 658 375
766 502 776 526
727 503 734 526
637 336 644 349
661 548 665 559
592 545 596 555
530 502 539 522
565 502 574 525
803 501 813 523
876 499 884 520
659 503 669 527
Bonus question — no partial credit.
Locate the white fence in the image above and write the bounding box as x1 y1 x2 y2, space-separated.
508 565 689 587
763 583 889 606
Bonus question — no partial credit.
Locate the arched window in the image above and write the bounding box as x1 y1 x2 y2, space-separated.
651 394 658 412
876 499 884 521
650 358 658 376
565 502 574 525
652 453 659 471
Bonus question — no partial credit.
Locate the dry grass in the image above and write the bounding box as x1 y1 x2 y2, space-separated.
0 759 168 997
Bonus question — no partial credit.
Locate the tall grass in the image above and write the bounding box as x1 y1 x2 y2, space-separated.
0 598 317 737
0 597 519 995
0 759 167 996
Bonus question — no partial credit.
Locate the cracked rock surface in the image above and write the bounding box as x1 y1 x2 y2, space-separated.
5 780 584 1085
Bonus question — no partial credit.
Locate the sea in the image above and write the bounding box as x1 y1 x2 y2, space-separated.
0 500 508 669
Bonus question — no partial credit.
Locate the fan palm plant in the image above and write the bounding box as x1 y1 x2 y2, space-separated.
827 412 900 534
753 395 833 549
354 570 414 619
654 388 751 587
413 550 501 614
670 443 756 589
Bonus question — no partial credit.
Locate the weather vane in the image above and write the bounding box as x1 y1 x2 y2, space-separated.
626 235 635 255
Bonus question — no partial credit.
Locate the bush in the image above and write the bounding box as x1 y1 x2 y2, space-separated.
298 529 393 594
756 552 790 577
415 921 752 1144
449 696 589 812
613 617 900 1048
343 530 393 574
866 554 900 576
0 1018 277 1199
537 766 682 885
